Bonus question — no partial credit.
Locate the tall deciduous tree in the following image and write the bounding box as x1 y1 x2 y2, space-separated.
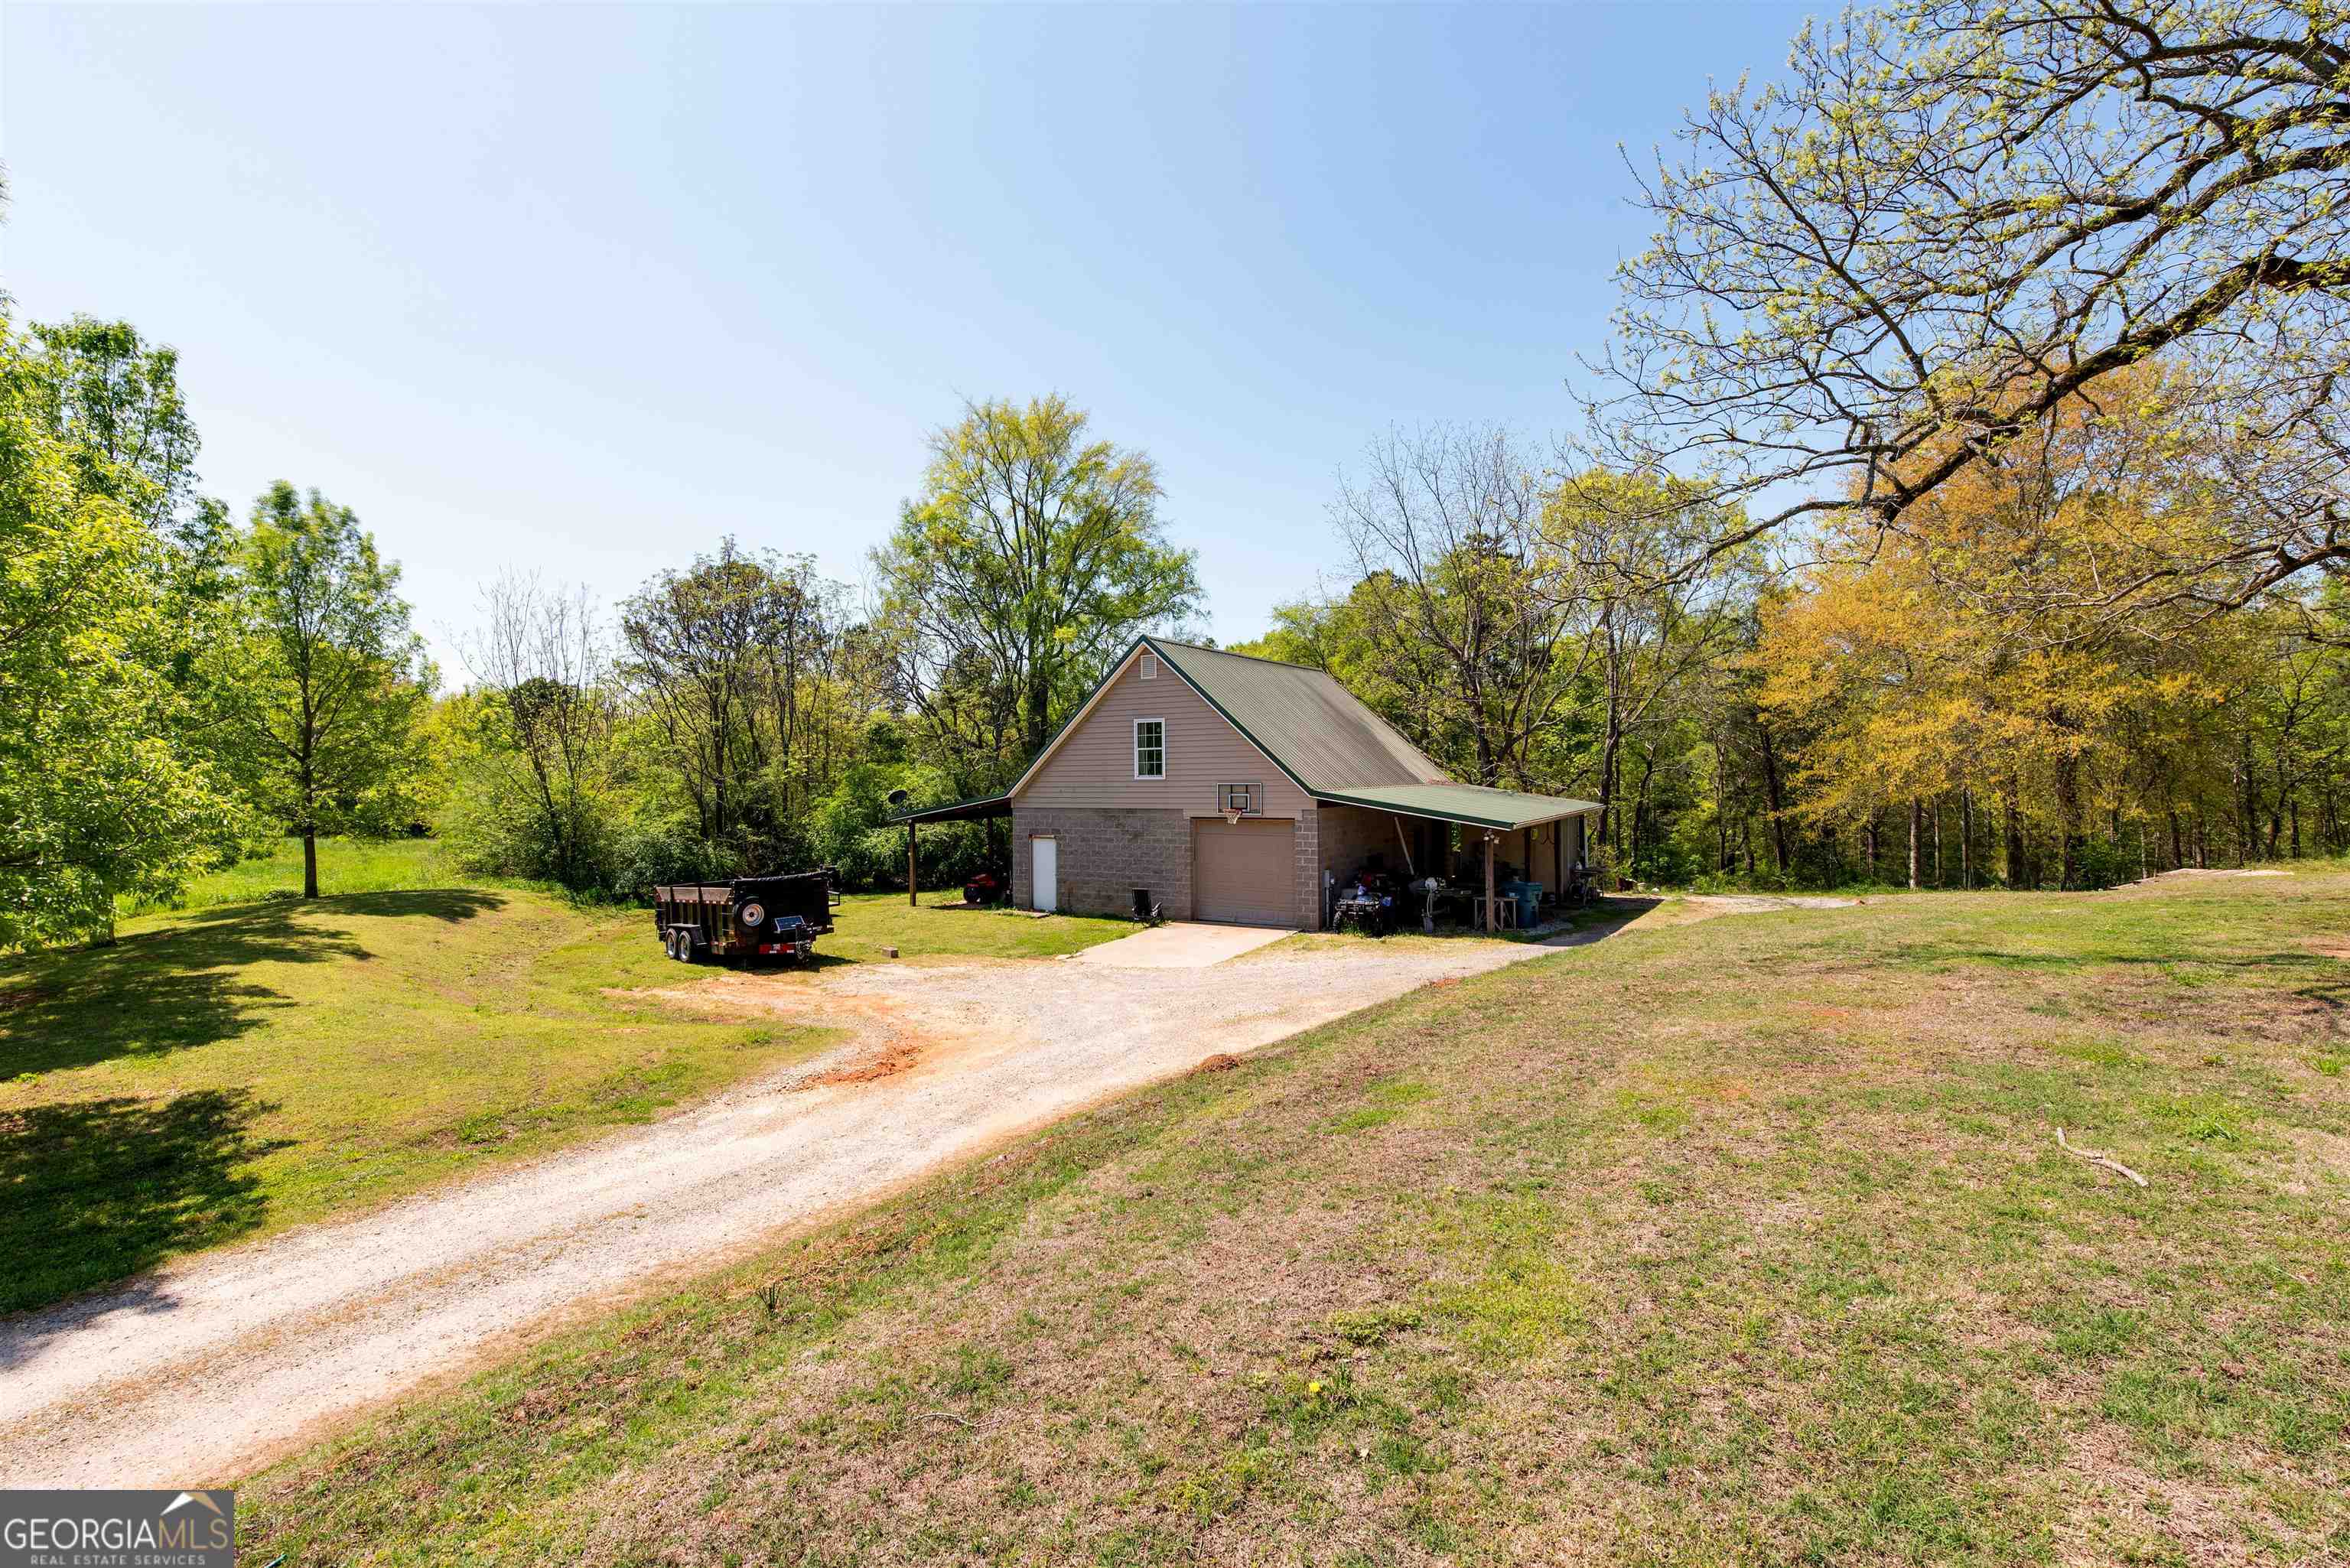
874 396 1200 788
0 315 244 943
455 573 620 892
1586 0 2349 614
1326 426 1586 789
1544 470 1756 865
617 541 852 866
209 483 435 898
28 317 206 538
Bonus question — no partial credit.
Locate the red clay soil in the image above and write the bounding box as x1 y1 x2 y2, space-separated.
807 1036 923 1086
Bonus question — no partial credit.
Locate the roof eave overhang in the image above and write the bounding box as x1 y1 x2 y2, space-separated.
1311 790 1606 834
887 791 1014 825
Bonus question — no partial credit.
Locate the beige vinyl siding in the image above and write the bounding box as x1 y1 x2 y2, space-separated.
1017 652 1311 816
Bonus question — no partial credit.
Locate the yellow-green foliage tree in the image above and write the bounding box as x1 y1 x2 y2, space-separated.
205 483 437 899
872 396 1201 790
0 315 246 942
1755 370 2297 887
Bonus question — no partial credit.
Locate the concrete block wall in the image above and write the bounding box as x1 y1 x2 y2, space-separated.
1317 803 1404 888
1011 806 1193 921
1291 807 1322 931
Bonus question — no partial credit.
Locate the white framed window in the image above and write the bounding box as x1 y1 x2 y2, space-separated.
1139 653 1159 680
1133 717 1165 779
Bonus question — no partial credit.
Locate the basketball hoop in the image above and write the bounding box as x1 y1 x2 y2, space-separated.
1222 808 1245 828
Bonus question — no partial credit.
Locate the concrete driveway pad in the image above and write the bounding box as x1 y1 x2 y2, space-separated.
1072 920 1294 968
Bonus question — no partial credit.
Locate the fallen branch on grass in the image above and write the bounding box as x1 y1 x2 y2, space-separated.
2055 1127 2149 1188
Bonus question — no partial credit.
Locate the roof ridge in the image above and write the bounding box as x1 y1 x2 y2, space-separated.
1146 636 1341 679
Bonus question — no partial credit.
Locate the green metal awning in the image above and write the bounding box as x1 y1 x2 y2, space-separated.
1313 782 1602 832
886 792 1013 825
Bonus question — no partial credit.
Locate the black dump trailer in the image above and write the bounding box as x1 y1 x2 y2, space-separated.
654 871 834 965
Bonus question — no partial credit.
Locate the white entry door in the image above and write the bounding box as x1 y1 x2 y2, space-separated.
1032 836 1058 913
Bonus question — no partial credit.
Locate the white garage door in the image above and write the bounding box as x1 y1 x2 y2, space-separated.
1193 818 1295 926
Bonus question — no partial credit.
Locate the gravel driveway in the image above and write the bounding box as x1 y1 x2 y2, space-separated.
0 925 1600 1488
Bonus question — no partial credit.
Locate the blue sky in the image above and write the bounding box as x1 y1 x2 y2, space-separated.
2 2 1808 675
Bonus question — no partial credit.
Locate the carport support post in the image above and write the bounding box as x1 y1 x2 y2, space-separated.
1483 833 1496 933
907 818 918 907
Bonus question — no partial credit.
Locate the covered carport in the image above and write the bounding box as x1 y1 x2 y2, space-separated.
1313 783 1603 933
885 791 1014 906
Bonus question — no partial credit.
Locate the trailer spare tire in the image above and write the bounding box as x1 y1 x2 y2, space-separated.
737 901 767 929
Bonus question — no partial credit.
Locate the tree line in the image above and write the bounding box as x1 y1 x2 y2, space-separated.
1238 392 2350 892
1227 0 2350 891
2 314 431 944
7 0 2344 943
2 330 1203 943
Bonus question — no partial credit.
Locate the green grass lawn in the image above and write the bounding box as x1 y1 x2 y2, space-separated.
821 890 1134 965
0 841 1129 1314
239 867 2350 1566
116 833 477 915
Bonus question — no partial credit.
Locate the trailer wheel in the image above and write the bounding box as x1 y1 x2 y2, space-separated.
664 930 681 961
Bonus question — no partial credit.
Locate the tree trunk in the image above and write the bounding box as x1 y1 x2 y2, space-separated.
2054 749 2083 890
907 819 919 907
1907 798 1921 890
1757 720 1791 873
2169 808 2183 873
2237 740 2254 866
303 826 320 900
2003 779 2024 889
1024 656 1053 763
1596 633 1625 868
1961 786 1973 889
1932 797 1942 887
1629 751 1657 871
1715 749 1731 873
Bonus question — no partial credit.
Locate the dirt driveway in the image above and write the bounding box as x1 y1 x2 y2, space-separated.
0 923 1602 1488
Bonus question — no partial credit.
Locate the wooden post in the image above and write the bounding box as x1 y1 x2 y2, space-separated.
907 818 918 907
1483 833 1496 933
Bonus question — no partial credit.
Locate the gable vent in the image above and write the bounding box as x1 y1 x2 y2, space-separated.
1139 654 1158 680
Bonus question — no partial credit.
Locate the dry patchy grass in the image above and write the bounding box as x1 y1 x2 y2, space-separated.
242 870 2350 1566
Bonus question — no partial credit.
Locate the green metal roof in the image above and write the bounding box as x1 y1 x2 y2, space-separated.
1311 782 1603 832
1005 634 1601 831
887 791 1012 825
1145 638 1446 794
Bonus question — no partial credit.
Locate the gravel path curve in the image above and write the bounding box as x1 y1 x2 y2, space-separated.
0 928 1597 1488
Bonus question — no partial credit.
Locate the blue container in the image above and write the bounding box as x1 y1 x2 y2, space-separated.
1505 880 1541 926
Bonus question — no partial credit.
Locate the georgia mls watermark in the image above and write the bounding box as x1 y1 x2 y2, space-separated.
2 1490 233 1568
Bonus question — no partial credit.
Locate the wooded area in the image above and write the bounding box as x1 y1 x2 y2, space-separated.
4 0 2344 944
